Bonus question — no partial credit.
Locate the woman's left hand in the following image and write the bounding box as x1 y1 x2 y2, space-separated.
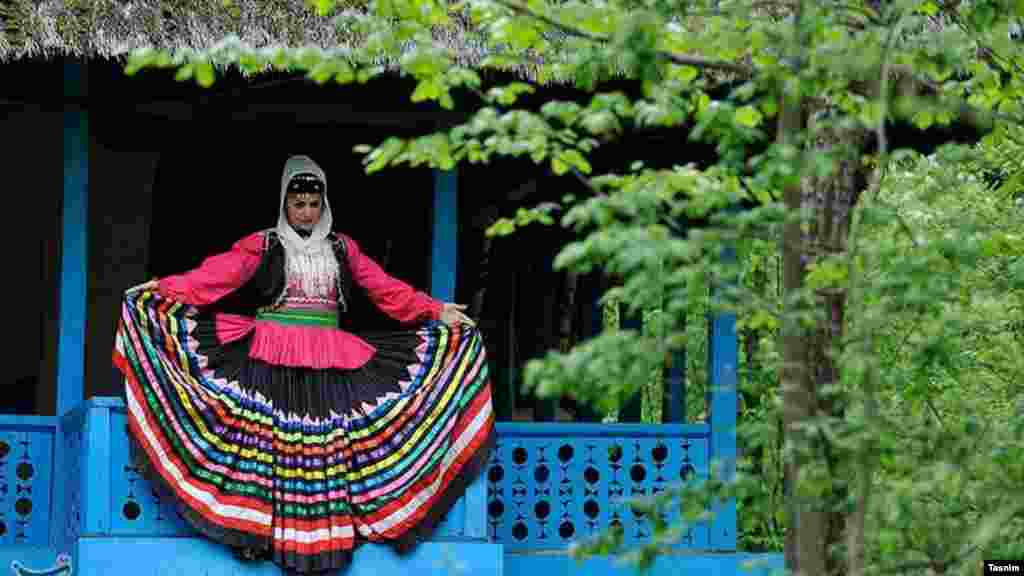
440 303 476 327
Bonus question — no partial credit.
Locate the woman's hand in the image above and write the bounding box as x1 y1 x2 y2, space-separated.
440 303 475 327
126 278 159 295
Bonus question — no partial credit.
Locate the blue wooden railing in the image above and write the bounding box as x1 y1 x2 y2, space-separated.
0 401 735 553
0 416 56 547
487 423 713 551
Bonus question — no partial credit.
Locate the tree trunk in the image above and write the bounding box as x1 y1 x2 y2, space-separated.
803 120 870 573
782 103 871 575
779 89 825 576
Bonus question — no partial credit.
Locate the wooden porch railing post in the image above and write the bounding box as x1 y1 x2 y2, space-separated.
707 242 738 550
52 58 90 548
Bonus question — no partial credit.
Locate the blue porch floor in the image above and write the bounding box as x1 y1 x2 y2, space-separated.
0 543 783 576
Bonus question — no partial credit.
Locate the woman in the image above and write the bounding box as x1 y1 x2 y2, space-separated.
114 155 494 574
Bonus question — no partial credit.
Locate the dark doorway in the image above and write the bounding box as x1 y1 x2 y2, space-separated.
0 106 62 415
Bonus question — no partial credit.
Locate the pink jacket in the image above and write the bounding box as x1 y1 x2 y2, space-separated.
158 232 443 370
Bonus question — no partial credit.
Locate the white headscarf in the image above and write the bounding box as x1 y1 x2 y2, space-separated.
277 155 333 258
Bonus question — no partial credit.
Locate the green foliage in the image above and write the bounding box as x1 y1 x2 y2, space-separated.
124 0 1024 573
856 138 1024 568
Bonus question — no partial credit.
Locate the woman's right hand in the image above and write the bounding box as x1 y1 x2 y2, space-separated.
127 278 159 295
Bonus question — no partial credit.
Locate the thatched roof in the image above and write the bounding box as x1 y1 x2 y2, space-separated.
0 0 497 69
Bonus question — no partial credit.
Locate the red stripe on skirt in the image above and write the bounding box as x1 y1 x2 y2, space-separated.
116 351 275 537
115 324 275 493
362 386 494 537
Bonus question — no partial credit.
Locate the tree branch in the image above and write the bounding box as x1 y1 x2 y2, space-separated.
490 0 756 76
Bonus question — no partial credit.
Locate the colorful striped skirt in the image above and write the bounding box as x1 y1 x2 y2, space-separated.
113 290 495 574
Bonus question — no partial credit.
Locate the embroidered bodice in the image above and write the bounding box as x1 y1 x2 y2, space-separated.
282 250 342 312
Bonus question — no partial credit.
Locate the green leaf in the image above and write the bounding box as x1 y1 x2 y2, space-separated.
175 64 195 82
313 0 336 16
696 93 711 114
487 82 536 105
309 61 336 85
195 61 215 88
125 48 156 76
551 157 570 175
560 149 593 174
541 101 583 125
912 110 935 130
485 218 517 237
735 105 763 128
806 259 848 289
970 1 998 30
411 79 442 102
334 62 355 84
1010 258 1024 288
671 65 699 84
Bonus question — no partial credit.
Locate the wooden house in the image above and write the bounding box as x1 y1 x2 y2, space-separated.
0 2 782 574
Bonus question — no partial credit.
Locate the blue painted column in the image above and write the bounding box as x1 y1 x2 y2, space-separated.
53 60 90 548
707 244 738 550
430 168 457 302
429 166 475 539
59 62 89 416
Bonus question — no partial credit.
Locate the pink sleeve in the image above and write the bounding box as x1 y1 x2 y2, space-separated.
157 232 264 306
344 236 443 323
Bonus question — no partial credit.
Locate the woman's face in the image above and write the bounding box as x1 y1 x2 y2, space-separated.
285 193 323 232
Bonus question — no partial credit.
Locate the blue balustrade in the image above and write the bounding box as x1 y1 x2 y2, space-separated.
486 422 712 551
0 416 56 547
0 401 772 575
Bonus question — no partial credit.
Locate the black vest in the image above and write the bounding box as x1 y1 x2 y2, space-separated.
208 230 354 329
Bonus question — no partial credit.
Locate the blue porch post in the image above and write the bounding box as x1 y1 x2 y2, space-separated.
430 168 457 302
429 166 480 539
59 62 89 417
707 244 738 550
52 60 90 547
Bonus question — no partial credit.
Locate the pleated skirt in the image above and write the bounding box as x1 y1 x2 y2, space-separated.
113 290 495 573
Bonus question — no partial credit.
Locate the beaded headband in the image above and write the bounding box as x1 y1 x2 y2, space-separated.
286 172 325 195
